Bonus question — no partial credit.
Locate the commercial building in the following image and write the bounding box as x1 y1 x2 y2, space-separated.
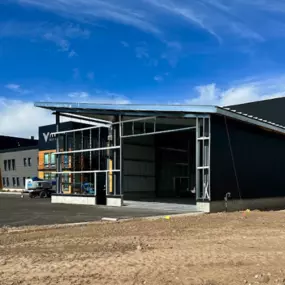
38 121 92 194
34 101 285 212
0 136 38 191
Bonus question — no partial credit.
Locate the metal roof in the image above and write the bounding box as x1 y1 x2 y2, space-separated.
34 101 285 135
34 101 218 113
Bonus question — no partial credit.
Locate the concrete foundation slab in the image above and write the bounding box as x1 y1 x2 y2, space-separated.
196 197 285 213
210 197 285 213
52 195 97 205
124 200 199 213
107 196 123 207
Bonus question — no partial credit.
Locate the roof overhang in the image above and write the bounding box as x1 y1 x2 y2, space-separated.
34 102 285 136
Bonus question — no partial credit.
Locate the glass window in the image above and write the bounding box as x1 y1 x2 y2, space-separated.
28 158 32 167
62 174 69 191
44 153 50 167
4 160 7 171
23 158 27 167
64 155 69 168
51 153 56 167
12 177 16 186
12 159 15 170
16 177 20 187
8 160 11 170
2 177 6 187
44 173 51 180
23 177 26 186
6 178 9 186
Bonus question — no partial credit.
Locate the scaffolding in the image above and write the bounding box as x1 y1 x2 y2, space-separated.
52 113 211 202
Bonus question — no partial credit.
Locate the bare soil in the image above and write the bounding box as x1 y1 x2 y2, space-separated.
1 211 285 285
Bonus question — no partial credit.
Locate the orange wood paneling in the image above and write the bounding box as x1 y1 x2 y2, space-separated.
38 149 56 170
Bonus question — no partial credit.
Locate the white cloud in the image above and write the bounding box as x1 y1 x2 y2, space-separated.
186 76 285 106
0 98 53 138
5 84 21 92
0 90 131 138
5 83 31 94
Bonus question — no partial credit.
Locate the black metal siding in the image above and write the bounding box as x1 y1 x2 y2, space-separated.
0 136 38 150
211 114 285 201
229 97 285 126
38 122 90 151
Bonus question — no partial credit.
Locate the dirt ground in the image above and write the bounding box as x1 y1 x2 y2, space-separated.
1 211 285 285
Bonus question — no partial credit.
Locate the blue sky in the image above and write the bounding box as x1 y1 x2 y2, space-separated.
1 0 285 137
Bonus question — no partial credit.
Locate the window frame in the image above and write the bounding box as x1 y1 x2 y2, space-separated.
44 153 50 168
50 153 56 168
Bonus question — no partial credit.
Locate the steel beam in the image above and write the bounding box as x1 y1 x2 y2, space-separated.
121 126 196 139
54 146 120 155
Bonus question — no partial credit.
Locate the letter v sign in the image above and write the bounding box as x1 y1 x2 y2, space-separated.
43 132 50 143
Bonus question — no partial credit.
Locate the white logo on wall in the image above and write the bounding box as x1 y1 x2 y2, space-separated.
43 132 56 143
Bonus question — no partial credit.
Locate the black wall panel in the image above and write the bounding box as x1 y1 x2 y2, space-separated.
229 98 285 126
38 122 91 151
211 115 285 200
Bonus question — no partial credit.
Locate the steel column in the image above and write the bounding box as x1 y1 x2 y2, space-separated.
55 112 61 194
195 117 200 201
196 116 211 201
119 116 124 196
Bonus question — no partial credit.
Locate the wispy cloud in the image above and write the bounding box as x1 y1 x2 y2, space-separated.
120 41 129 48
19 0 161 35
68 92 89 99
68 50 78 58
18 0 285 43
93 89 130 104
135 43 149 59
185 75 285 106
87 72 94 80
5 83 31 95
72 68 80 79
0 21 90 56
46 89 130 104
154 75 164 82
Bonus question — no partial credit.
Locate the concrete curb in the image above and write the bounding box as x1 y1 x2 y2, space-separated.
0 212 204 234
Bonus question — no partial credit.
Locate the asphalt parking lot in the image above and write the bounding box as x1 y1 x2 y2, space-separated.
0 194 192 227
